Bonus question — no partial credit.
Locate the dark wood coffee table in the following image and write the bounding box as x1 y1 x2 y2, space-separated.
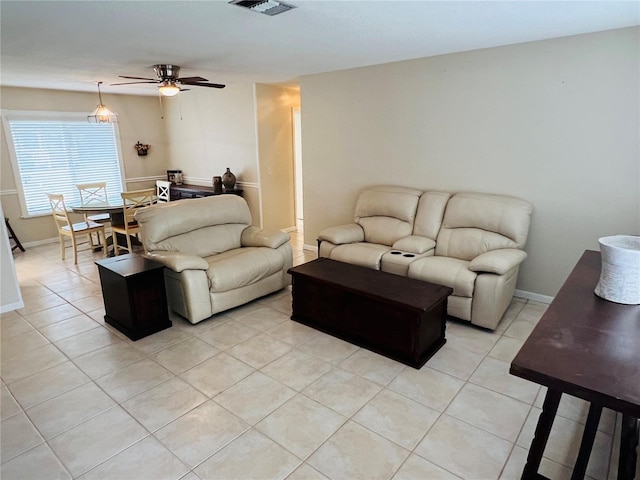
288 258 452 368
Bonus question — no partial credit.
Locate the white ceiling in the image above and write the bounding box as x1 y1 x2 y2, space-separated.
1 0 639 96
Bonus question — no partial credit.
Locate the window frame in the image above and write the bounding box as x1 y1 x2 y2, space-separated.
1 109 126 218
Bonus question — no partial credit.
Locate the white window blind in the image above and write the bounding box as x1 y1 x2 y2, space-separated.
3 112 124 217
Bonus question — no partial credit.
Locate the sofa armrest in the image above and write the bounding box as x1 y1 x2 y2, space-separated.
144 251 209 272
241 226 290 249
469 249 527 275
392 235 436 254
317 224 364 245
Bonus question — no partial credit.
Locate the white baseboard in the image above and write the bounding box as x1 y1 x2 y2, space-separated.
303 243 317 251
514 289 553 304
23 237 59 248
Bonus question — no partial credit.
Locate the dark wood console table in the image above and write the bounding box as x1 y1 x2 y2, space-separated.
510 250 639 480
170 183 243 201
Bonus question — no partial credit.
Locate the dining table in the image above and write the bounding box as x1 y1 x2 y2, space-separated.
71 199 151 255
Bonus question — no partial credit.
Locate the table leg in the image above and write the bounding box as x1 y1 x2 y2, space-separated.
522 389 562 480
618 415 639 480
570 403 603 480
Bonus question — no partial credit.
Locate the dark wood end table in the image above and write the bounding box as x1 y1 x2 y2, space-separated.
96 254 171 341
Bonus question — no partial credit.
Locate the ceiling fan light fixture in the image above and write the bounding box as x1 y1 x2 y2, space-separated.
158 81 180 97
87 82 117 124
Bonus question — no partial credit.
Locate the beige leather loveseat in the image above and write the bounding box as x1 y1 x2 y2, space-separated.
318 186 533 330
135 195 292 324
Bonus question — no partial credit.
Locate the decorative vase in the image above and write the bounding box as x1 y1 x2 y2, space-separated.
594 235 640 305
222 168 236 190
212 176 222 193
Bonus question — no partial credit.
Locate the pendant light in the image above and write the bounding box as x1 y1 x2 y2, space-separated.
87 81 118 124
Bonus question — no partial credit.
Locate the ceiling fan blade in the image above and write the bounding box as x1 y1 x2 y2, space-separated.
118 75 158 81
111 81 160 86
175 76 208 83
181 81 226 89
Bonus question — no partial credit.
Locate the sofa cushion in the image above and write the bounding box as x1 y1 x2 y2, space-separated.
329 243 391 270
408 256 477 297
354 186 421 246
435 228 518 261
359 217 415 246
151 224 247 258
435 192 532 260
392 235 436 254
205 247 285 292
135 195 252 257
412 191 451 241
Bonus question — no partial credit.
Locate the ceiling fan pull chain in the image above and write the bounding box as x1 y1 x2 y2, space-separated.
158 92 165 120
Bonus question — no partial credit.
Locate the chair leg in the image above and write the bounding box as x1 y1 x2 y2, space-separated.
101 228 108 257
5 218 25 252
71 235 79 265
84 217 97 247
59 234 66 260
126 232 133 254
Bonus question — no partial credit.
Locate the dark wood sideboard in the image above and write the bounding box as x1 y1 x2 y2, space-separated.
170 183 243 201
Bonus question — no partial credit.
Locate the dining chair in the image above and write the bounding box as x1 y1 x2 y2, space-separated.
76 182 110 247
47 193 108 264
156 180 172 203
111 188 155 255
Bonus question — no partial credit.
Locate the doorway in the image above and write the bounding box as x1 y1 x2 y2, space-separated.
293 108 303 232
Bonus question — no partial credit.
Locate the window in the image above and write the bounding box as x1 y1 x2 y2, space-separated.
2 110 125 217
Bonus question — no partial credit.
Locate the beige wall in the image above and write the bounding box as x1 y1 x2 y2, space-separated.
255 84 299 231
300 27 640 298
163 84 259 184
162 84 262 226
1 86 169 242
162 83 300 230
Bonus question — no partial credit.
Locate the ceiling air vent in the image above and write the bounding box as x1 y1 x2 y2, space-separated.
229 0 295 16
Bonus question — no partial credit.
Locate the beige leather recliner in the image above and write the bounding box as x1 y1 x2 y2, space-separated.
135 195 292 324
317 187 532 330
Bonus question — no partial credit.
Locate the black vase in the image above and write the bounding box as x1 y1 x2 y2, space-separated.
222 168 236 190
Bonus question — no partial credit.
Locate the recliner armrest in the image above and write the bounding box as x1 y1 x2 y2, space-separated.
317 224 364 245
144 251 209 272
392 235 436 254
469 249 527 275
241 226 290 249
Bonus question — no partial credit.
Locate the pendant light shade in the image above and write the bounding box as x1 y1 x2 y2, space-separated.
87 82 118 124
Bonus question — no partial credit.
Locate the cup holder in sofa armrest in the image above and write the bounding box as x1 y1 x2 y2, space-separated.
390 251 416 258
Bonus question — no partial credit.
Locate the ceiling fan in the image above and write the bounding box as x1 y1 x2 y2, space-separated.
111 64 225 96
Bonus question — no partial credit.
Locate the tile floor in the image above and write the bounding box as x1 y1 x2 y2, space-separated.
1 231 637 480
